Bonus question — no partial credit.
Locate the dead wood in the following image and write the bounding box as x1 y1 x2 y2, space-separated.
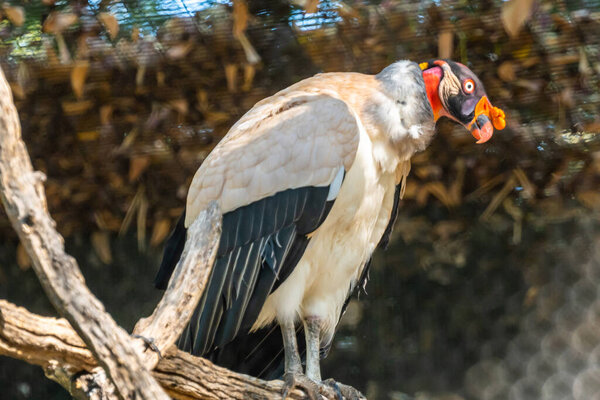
0 299 311 400
0 63 363 399
0 63 172 399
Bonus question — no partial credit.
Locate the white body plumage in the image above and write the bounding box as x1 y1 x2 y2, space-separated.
184 60 434 351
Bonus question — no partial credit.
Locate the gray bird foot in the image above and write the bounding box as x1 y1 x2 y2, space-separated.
131 334 162 359
282 372 322 400
324 379 365 400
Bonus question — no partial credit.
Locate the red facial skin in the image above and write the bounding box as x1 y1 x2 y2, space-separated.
421 61 506 144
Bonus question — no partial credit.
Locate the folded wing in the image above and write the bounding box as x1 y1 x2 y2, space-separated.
156 90 361 359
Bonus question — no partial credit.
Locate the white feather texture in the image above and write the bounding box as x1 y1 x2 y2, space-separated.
187 60 436 347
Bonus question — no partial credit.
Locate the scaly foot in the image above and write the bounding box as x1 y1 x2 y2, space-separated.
282 372 326 400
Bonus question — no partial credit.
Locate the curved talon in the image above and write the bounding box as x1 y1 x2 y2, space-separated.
282 372 320 400
131 334 162 359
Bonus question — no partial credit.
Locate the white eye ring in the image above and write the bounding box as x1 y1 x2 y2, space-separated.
463 80 475 94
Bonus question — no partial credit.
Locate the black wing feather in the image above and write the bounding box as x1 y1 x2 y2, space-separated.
155 180 398 379
157 184 336 360
154 211 187 290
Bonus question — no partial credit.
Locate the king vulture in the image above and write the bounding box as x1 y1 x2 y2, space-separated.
155 59 506 396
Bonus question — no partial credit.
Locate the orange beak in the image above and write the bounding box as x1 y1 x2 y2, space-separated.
468 96 506 144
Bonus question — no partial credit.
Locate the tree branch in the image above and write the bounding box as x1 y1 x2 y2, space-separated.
0 65 169 399
0 61 365 400
0 299 308 400
132 202 221 369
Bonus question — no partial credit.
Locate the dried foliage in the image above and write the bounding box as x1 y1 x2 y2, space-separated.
0 0 597 252
0 0 599 399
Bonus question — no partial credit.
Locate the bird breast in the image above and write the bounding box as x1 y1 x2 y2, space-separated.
252 122 399 340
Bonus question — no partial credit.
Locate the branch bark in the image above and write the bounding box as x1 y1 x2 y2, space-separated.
132 203 221 369
0 63 365 400
0 65 169 399
0 300 308 400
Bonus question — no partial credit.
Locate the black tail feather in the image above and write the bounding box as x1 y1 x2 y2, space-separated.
154 210 187 289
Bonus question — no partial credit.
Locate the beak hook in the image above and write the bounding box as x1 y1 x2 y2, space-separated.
468 96 506 143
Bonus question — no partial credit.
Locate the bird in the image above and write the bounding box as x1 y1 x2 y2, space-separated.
154 59 506 398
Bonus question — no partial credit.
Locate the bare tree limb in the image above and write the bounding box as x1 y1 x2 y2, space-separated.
0 65 169 399
0 299 309 400
0 59 366 400
132 203 221 369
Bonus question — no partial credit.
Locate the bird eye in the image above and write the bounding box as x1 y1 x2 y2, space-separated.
463 79 475 94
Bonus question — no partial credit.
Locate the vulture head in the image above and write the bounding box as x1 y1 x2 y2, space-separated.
420 59 506 143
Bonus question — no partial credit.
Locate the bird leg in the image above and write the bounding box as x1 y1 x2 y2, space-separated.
304 316 322 381
280 318 321 400
305 317 366 400
281 318 302 375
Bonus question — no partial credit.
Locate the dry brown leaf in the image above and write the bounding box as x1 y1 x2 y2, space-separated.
481 176 517 221
170 99 188 115
233 0 249 37
449 159 465 206
166 42 193 59
16 243 31 271
523 286 539 307
43 12 78 34
98 12 119 40
438 30 454 59
466 173 508 200
417 182 454 208
91 231 112 264
225 63 238 92
428 182 454 208
136 64 146 87
242 64 256 91
9 82 25 100
42 0 57 4
205 111 231 124
497 61 517 82
129 156 151 182
150 218 172 247
131 26 140 42
501 0 535 38
549 54 579 66
236 32 261 64
44 40 60 65
512 168 536 201
338 2 359 19
503 197 523 220
100 105 113 125
415 165 442 179
71 61 89 99
77 131 99 141
503 198 523 244
576 191 600 210
156 71 165 86
305 0 320 14
402 180 419 200
120 186 143 236
137 193 148 251
197 90 209 112
3 5 25 26
55 33 71 63
433 221 464 240
61 100 93 115
94 210 121 232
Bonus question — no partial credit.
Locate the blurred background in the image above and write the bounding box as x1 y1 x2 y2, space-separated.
0 0 599 399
